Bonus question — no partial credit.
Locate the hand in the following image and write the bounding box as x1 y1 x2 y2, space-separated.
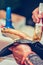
32 7 42 23
9 44 34 65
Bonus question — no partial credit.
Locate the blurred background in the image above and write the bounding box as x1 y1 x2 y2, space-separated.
0 0 41 26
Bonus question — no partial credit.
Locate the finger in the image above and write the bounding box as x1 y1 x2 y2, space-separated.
32 15 37 23
32 15 39 23
33 12 40 23
32 8 40 23
32 8 39 15
32 14 42 23
33 8 42 20
25 58 33 65
38 14 42 18
21 56 26 64
24 61 28 65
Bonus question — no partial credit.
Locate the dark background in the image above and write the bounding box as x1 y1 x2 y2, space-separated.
0 0 43 26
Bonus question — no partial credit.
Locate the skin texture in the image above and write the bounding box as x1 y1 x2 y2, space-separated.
9 44 34 65
32 7 42 23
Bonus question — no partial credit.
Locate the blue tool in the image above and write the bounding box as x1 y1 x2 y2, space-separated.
5 7 14 29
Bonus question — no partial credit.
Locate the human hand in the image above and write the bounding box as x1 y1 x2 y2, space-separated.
9 44 33 65
32 7 43 23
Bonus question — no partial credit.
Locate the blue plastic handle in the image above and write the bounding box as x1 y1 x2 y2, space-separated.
5 7 14 29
